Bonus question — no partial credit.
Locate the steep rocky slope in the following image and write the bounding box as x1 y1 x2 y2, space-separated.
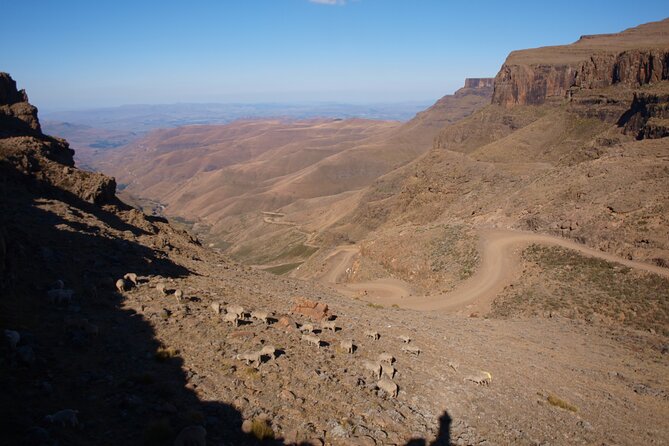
316 19 669 295
90 80 492 268
1 65 668 446
493 18 669 106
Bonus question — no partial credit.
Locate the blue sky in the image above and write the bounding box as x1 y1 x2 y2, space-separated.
3 0 668 110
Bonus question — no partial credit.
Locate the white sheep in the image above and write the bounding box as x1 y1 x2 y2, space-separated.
300 323 315 333
84 322 99 336
322 320 337 332
174 425 206 446
47 288 74 305
227 305 245 318
362 360 382 379
378 352 395 364
464 371 492 386
115 279 128 293
381 364 396 379
64 315 89 330
236 351 262 366
301 334 321 347
45 409 79 428
156 282 167 295
123 273 138 286
223 313 240 326
259 345 277 360
399 335 411 343
340 340 354 354
211 302 221 315
377 378 398 398
174 289 184 302
365 330 380 340
402 345 421 356
251 310 269 324
51 279 64 290
4 329 20 350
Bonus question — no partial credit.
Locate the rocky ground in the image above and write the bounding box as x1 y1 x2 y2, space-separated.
2 175 668 445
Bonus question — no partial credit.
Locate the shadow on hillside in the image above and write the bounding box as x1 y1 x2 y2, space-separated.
0 161 453 445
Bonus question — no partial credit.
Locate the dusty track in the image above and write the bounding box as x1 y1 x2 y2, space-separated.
314 229 669 314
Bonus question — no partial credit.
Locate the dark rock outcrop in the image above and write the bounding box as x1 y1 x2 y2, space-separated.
0 73 42 135
0 72 117 205
491 19 669 107
455 78 494 98
618 90 669 139
493 50 669 107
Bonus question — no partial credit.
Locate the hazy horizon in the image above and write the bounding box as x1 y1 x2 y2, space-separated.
4 0 669 110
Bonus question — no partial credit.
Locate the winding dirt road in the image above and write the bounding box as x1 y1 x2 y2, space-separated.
316 229 669 314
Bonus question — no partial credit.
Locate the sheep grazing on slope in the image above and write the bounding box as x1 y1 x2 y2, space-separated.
301 334 321 347
45 409 80 428
251 310 269 324
174 425 206 446
115 279 129 293
64 315 89 331
211 302 222 315
223 313 240 326
156 282 167 295
259 345 277 360
4 329 20 350
377 378 399 398
322 320 337 332
362 360 382 379
236 351 262 366
227 305 245 318
123 273 138 286
300 323 314 333
364 330 380 340
47 288 74 305
340 340 354 354
402 345 421 356
464 371 492 386
378 352 395 364
174 289 184 303
381 364 396 379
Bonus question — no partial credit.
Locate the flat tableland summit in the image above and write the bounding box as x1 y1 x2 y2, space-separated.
1 18 668 446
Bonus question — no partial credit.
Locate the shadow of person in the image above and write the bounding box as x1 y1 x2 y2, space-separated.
404 411 451 446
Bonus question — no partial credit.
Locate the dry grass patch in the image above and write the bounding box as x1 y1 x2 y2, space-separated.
490 245 669 336
547 394 578 412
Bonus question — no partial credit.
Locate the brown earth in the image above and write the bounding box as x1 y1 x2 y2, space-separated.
2 17 669 446
90 80 492 267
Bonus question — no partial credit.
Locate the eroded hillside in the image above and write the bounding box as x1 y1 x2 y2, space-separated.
315 18 669 296
91 80 493 270
1 35 669 445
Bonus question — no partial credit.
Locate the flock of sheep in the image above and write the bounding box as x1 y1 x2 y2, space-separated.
211 301 416 401
2 272 493 445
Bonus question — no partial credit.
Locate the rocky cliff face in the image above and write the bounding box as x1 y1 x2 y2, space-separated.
464 78 494 89
618 89 669 139
455 78 494 97
491 19 669 107
0 72 41 135
493 49 669 107
0 72 116 204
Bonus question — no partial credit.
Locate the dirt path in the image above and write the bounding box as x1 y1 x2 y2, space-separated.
316 229 669 314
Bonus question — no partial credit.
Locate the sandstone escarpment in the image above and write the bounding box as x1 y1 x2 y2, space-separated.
493 49 669 107
618 88 669 139
491 19 669 107
0 72 116 205
0 72 41 134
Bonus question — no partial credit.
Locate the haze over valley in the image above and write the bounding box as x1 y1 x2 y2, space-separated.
2 2 669 445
